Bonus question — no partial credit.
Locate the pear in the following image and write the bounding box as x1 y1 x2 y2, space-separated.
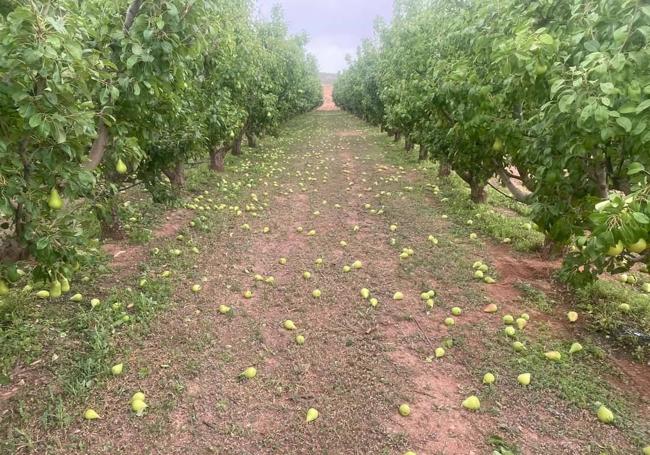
218 304 231 314
191 284 201 293
283 320 296 330
483 372 496 384
627 238 647 254
483 276 496 284
91 298 101 308
435 347 445 358
360 288 370 299
243 290 253 299
279 257 287 265
35 290 50 298
451 307 462 316
567 311 578 322
83 408 100 420
469 233 478 240
513 341 526 352
312 289 321 298
369 297 379 307
404 452 417 455
516 318 527 330
48 188 63 210
50 280 62 298
398 403 411 416
315 258 323 265
503 314 514 325
303 271 312 279
390 224 397 231
517 373 531 385
642 446 650 455
111 363 124 375
544 351 561 361
296 226 303 233
130 392 145 403
596 405 614 423
473 270 484 279
393 291 404 300
306 407 319 422
478 264 488 272
60 277 70 293
473 261 484 269
161 270 171 278
462 395 480 411
483 303 498 313
0 280 10 296
444 317 455 326
569 342 583 354
426 299 434 309
242 367 257 379
352 260 363 269
307 230 316 236
618 303 630 313
520 313 530 321
342 265 351 273
116 158 128 174
295 335 305 345
504 326 516 337
131 399 147 415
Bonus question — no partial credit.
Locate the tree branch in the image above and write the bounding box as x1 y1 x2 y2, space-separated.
124 0 144 33
85 118 110 170
496 168 532 203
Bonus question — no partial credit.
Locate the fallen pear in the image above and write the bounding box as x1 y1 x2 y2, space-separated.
369 297 379 307
462 395 480 411
303 271 312 279
70 293 83 302
111 363 123 375
243 290 253 299
473 270 484 279
520 313 530 321
483 372 496 384
503 314 514 324
296 335 305 345
36 290 50 299
569 342 583 354
393 291 404 300
352 260 363 269
360 288 370 299
504 326 516 337
469 233 478 240
618 303 630 313
484 303 498 313
242 367 257 379
90 298 100 308
218 304 231 314
513 341 526 352
131 392 145 403
451 307 462 316
483 276 496 284
516 318 527 330
643 446 650 455
444 317 455 326
628 238 647 253
191 284 201 293
567 311 578 322
544 351 562 361
0 280 9 296
312 289 321 298
404 452 416 455
131 399 147 415
83 408 100 420
60 277 70 293
279 257 287 265
50 280 62 298
398 403 411 416
517 373 531 385
342 265 351 273
306 407 319 422
435 347 445 358
283 320 297 330
597 405 614 423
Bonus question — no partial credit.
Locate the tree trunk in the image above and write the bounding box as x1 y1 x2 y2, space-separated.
438 161 451 177
164 162 185 189
231 136 242 156
98 202 124 240
469 182 487 203
497 168 532 203
593 162 609 198
418 144 428 161
246 132 258 148
393 131 401 142
404 137 414 151
209 145 227 172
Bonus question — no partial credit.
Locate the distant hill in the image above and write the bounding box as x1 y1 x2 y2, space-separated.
319 73 338 85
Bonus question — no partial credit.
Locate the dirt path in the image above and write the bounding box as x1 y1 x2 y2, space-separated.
28 112 649 454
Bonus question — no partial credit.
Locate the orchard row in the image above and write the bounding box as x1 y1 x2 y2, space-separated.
333 0 650 283
0 1 322 291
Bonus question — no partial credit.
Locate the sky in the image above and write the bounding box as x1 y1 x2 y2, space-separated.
255 0 393 74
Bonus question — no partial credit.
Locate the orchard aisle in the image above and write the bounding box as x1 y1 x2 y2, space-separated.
43 111 647 454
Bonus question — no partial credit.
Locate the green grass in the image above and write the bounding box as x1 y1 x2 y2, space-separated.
514 282 557 313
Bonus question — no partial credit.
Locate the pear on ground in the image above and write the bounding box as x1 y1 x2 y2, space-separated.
111 363 124 375
483 372 496 384
518 373 531 386
462 395 480 411
483 303 498 313
567 311 578 322
398 403 411 416
597 405 614 424
242 367 257 379
569 342 583 354
306 407 319 422
283 320 297 330
435 347 445 358
84 408 101 420
393 291 404 300
218 304 231 314
360 288 370 299
296 335 305 345
544 351 561 361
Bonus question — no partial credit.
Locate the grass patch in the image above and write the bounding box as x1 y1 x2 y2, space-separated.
514 281 557 313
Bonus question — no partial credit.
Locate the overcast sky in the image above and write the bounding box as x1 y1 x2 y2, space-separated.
255 0 393 74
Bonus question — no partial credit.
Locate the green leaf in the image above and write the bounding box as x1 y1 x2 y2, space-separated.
28 114 42 128
538 34 554 45
558 94 575 113
615 116 632 132
636 99 650 113
632 212 650 224
599 82 616 95
627 162 645 175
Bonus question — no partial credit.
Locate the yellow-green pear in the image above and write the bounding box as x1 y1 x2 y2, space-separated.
342 265 351 272
116 158 128 174
483 276 496 284
352 260 363 269
517 373 531 385
303 271 311 279
83 408 100 420
48 188 63 210
279 257 287 265
60 277 70 293
513 341 526 352
243 290 253 299
131 399 147 415
91 298 100 308
306 407 319 422
504 326 516 337
473 270 484 279
312 289 321 298
627 238 647 253
516 318 527 330
360 288 370 299
567 311 578 322
398 403 410 416
435 347 445 358
607 241 624 256
296 335 305 345
218 304 231 314
569 342 583 354
369 297 379 307
451 307 462 316
462 395 480 411
597 405 614 423
483 372 496 384
111 363 123 375
544 351 561 361
503 314 514 324
50 280 62 298
642 446 650 455
283 320 296 330
242 367 257 379
393 291 404 300
444 317 455 326
404 452 417 455
0 280 9 296
191 284 201 293
618 303 630 313
36 290 50 299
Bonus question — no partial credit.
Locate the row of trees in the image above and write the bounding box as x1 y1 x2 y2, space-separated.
0 0 322 290
333 0 650 283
